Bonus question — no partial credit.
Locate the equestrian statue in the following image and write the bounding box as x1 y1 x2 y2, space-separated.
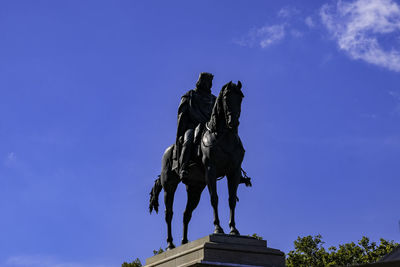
149 73 251 250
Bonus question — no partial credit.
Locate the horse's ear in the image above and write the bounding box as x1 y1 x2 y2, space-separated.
237 81 242 90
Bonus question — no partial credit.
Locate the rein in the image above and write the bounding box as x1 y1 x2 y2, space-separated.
203 89 237 150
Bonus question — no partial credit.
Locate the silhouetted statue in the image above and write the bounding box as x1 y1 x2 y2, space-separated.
174 72 216 182
149 78 251 250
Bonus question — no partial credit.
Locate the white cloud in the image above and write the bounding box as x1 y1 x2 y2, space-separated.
305 16 315 28
235 5 308 49
389 90 400 115
389 90 400 99
258 24 286 48
361 113 378 119
320 0 400 72
290 29 303 38
7 152 16 161
4 255 110 267
234 24 286 48
4 152 17 167
321 53 334 66
278 6 300 18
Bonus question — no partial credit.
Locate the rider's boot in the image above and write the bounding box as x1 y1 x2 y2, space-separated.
179 129 194 183
179 163 189 183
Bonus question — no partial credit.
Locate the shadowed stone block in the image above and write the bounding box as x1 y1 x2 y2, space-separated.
145 234 285 267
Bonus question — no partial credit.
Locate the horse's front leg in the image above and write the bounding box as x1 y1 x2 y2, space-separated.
205 164 224 234
182 184 204 244
227 168 241 235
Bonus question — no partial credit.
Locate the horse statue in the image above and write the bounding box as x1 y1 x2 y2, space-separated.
149 81 251 250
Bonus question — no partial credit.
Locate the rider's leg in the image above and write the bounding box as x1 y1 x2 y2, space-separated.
179 129 194 181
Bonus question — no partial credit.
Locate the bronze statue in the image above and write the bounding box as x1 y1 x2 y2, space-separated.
149 78 251 250
174 72 216 182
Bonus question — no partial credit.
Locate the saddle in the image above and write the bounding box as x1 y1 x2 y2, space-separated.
172 124 205 171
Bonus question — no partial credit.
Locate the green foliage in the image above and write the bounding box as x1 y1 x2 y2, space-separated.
121 247 164 266
286 235 399 267
153 247 164 255
248 233 264 240
122 235 399 267
121 258 142 267
286 234 329 267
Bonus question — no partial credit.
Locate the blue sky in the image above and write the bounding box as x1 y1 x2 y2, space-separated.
1 0 400 266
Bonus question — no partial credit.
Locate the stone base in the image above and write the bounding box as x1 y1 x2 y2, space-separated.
145 234 285 267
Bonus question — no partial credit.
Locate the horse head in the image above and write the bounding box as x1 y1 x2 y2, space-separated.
222 81 244 131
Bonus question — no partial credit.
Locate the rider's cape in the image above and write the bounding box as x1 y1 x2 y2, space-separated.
173 89 216 170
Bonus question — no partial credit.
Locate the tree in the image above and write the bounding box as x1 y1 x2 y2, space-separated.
121 258 142 267
286 235 399 267
121 248 164 266
248 233 264 240
152 247 164 255
122 235 399 266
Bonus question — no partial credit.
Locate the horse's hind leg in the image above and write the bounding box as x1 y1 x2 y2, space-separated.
164 180 178 250
182 184 204 244
227 168 241 235
161 145 179 250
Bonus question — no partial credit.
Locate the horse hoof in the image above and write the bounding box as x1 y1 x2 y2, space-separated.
230 228 240 236
214 225 225 234
166 242 175 250
181 238 188 245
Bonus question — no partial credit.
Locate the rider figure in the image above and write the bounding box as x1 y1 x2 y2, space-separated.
175 72 216 182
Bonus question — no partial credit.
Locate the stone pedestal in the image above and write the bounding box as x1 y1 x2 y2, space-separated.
145 234 285 267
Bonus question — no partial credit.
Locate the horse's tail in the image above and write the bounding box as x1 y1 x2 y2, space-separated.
149 175 163 214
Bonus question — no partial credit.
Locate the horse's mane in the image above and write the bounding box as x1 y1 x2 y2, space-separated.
207 83 229 132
